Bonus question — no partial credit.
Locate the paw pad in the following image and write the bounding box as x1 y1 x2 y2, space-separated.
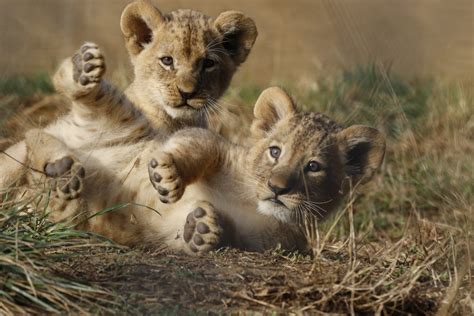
183 202 222 255
72 42 105 90
148 152 184 203
44 156 85 200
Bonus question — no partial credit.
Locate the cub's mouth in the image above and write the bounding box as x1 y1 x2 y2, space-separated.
173 98 207 110
164 98 208 119
266 197 286 207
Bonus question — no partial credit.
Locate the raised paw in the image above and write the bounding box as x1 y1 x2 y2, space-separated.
183 201 223 255
71 42 106 94
148 152 185 204
44 156 85 200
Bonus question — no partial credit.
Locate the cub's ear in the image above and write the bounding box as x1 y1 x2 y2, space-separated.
251 87 296 138
214 11 258 65
337 125 386 185
120 0 164 56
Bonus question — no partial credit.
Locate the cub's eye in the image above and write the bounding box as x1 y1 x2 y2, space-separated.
203 58 215 69
269 146 281 159
307 161 321 172
160 56 173 66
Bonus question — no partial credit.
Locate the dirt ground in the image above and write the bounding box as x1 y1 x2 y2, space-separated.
51 241 448 314
0 0 473 85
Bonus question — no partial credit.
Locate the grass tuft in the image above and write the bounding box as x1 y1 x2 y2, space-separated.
0 73 54 98
0 193 123 315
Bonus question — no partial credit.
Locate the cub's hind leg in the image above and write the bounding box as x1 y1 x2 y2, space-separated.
182 201 224 255
24 129 85 201
0 141 28 191
23 129 89 223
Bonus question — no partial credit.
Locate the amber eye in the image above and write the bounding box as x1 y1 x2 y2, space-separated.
203 58 215 69
269 146 281 159
307 161 321 172
160 56 173 66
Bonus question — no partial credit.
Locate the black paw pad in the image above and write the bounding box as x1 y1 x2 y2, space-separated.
70 176 81 191
44 156 74 177
157 186 168 196
59 181 71 194
193 235 204 245
153 172 162 182
184 212 196 242
76 167 85 178
194 207 206 218
197 222 210 234
84 63 95 73
83 52 94 61
79 76 89 86
150 159 158 168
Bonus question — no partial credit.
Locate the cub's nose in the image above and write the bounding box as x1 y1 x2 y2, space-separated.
267 177 292 196
178 88 196 101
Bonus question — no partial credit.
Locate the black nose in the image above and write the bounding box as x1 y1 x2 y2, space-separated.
178 88 195 100
267 180 292 196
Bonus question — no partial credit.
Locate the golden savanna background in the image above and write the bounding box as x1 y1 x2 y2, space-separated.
1 0 473 85
0 0 472 314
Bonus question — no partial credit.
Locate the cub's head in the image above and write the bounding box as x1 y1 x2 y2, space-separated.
248 87 386 223
121 0 257 122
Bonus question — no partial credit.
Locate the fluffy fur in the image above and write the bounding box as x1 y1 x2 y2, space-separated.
20 87 385 255
0 0 257 192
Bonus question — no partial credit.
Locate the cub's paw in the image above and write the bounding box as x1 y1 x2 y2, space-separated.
44 156 85 200
71 42 106 95
148 152 184 204
183 201 223 255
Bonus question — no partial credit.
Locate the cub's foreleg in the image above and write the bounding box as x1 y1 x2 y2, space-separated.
147 128 229 203
53 43 146 134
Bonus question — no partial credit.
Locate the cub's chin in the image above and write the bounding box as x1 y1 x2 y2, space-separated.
257 200 293 223
163 101 206 121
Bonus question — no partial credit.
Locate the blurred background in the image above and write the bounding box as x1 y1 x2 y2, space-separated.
0 0 473 86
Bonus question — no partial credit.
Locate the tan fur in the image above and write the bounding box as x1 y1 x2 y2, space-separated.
0 0 257 194
23 87 385 255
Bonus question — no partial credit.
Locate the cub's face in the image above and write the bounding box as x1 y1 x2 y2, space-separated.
248 88 386 223
121 2 257 122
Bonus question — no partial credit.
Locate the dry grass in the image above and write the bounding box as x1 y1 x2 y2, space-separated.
0 193 126 314
0 65 472 314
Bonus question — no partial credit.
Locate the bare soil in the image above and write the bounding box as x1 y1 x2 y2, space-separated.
51 243 446 314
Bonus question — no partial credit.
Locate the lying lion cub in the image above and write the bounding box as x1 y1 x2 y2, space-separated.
24 87 385 255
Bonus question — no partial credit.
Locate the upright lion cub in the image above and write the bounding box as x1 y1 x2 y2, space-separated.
0 0 257 195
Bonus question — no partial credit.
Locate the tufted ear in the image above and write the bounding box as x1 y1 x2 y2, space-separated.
251 87 296 138
337 125 386 185
120 0 164 56
214 11 258 65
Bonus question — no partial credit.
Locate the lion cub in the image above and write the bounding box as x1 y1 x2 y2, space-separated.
25 87 384 255
0 0 257 194
144 87 386 253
